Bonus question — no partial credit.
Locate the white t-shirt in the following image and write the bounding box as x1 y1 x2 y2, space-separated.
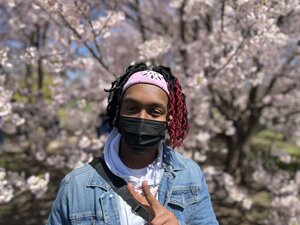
103 128 164 225
117 166 162 225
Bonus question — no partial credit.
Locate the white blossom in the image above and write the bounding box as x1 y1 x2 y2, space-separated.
27 173 50 198
193 151 207 162
35 150 47 161
50 79 68 105
7 0 16 8
252 163 271 186
169 0 184 8
0 168 6 180
46 155 65 168
225 126 236 136
77 10 126 40
228 186 245 202
67 151 93 169
196 131 210 144
271 150 292 164
20 47 38 65
288 217 299 225
223 173 235 187
78 136 91 149
0 180 14 203
11 113 26 126
0 47 12 68
139 36 171 60
8 18 26 29
279 154 292 164
203 166 220 176
278 181 298 195
34 0 59 11
91 11 124 37
90 137 105 151
7 171 26 190
236 0 249 5
242 197 253 209
271 195 299 208
77 99 87 109
0 87 13 117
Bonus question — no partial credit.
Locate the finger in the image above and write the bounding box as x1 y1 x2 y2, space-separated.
150 211 178 225
127 183 145 205
141 181 161 213
150 216 168 225
128 183 154 217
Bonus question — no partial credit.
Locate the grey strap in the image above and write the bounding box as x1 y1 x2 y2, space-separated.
89 158 150 222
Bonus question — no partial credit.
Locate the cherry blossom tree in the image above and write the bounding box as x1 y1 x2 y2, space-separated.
0 0 300 224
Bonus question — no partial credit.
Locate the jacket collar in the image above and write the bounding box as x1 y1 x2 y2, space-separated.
86 166 111 189
161 144 186 172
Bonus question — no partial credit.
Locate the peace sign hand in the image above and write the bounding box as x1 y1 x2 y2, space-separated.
128 180 180 225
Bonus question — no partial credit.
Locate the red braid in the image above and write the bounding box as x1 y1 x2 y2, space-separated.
167 78 189 148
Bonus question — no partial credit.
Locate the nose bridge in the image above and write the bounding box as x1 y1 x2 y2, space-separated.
137 109 148 120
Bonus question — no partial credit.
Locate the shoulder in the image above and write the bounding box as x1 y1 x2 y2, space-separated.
50 163 96 207
162 146 208 191
60 163 94 186
59 160 109 193
163 145 204 175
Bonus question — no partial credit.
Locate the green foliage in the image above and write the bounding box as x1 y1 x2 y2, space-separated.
252 130 300 157
13 71 55 103
251 130 300 173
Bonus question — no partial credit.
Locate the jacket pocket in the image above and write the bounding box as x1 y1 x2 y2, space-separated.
70 212 105 225
168 185 200 210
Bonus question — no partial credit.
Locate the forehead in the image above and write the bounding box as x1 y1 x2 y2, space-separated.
122 84 168 107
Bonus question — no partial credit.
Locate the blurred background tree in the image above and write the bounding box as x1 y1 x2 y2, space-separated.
0 0 299 224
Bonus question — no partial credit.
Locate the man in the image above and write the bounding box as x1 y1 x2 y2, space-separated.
47 62 219 225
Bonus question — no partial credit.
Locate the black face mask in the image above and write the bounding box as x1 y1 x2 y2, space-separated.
117 116 167 154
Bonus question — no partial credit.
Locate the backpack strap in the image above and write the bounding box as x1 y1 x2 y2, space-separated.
89 157 150 222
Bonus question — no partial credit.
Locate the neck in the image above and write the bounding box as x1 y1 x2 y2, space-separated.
119 139 158 169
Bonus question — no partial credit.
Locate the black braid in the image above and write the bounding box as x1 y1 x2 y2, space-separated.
105 62 148 126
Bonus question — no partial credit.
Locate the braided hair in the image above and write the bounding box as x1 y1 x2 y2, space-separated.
105 62 189 148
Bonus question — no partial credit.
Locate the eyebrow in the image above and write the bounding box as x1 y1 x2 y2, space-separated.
122 97 167 111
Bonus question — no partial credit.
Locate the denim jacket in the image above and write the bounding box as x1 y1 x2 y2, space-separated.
46 145 219 225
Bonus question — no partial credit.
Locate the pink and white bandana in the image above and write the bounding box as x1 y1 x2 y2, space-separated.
123 70 170 96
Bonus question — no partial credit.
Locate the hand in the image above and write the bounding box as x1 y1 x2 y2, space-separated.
128 180 179 225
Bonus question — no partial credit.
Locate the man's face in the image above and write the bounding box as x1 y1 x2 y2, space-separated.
119 83 168 122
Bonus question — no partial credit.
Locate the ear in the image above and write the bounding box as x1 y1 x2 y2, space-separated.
167 115 173 126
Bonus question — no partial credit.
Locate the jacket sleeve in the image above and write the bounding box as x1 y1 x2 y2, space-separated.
46 178 70 225
191 166 219 225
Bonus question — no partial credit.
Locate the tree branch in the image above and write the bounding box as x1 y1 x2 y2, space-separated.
212 37 246 77
263 53 297 97
221 0 226 32
58 12 113 75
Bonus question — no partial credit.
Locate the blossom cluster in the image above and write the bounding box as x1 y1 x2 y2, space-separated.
27 173 50 198
138 36 171 60
1 168 56 202
0 87 12 117
204 166 253 210
0 169 14 204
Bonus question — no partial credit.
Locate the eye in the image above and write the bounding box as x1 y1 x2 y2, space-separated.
150 109 163 117
124 105 137 113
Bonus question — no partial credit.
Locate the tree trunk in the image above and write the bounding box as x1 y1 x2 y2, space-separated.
225 136 240 174
225 134 250 184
